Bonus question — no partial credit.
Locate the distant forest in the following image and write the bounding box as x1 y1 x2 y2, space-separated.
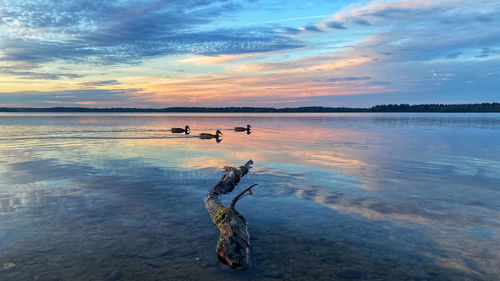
1 103 499 113
370 103 500 112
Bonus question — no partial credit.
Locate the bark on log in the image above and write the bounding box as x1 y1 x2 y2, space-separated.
204 160 256 269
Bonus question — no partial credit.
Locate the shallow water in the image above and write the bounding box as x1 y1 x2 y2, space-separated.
0 113 499 280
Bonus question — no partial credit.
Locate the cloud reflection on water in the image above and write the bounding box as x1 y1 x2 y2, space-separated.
1 113 500 279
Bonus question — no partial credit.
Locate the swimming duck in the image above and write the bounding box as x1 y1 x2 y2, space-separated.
171 125 190 133
200 130 223 139
235 124 251 131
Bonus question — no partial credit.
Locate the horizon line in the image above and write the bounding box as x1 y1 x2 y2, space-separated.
1 103 499 113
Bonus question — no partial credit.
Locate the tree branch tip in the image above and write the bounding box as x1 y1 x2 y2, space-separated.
229 184 259 209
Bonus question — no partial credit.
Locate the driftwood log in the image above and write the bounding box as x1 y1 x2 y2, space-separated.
205 160 256 269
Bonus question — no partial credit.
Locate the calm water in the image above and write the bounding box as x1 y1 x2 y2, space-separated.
0 113 499 281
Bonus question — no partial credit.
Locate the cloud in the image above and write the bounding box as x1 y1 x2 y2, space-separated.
446 52 462 59
124 54 380 106
367 7 424 19
0 38 97 65
326 21 347 30
353 18 371 26
176 53 261 65
474 15 493 22
0 67 83 80
0 0 302 66
0 89 141 107
304 25 323 32
78 80 120 87
323 0 500 63
281 27 302 35
263 15 329 24
367 81 390 86
327 76 371 82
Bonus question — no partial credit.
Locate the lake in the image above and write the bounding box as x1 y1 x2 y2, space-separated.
0 113 499 280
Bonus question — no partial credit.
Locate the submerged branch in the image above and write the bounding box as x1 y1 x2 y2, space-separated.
229 184 258 210
204 160 256 269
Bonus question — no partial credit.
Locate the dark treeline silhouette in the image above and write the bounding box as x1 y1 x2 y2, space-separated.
370 103 500 112
1 103 499 113
0 106 367 113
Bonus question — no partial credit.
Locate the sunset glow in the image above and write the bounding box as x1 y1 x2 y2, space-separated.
0 0 498 107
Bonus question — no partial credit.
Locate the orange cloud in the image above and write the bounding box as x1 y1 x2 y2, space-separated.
124 54 386 105
176 53 261 65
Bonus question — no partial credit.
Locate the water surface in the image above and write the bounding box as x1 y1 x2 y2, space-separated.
1 113 499 280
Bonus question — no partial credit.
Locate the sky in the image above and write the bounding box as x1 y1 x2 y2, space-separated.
0 0 499 108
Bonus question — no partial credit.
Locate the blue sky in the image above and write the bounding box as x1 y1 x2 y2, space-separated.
0 0 498 107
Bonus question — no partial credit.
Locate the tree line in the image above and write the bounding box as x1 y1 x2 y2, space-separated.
1 103 499 113
370 103 500 112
